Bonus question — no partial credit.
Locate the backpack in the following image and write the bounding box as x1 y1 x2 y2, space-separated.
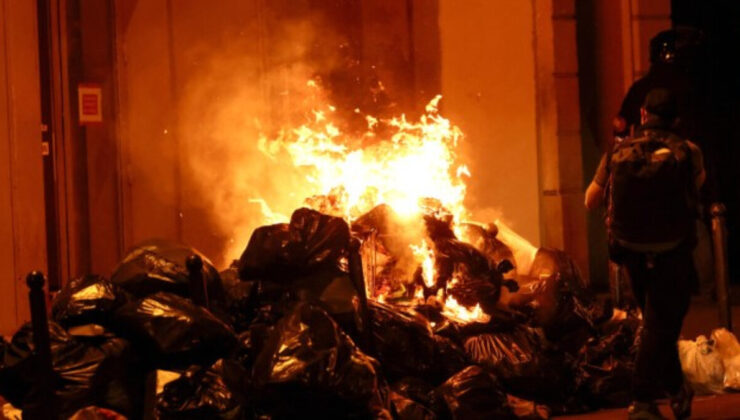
606 129 695 245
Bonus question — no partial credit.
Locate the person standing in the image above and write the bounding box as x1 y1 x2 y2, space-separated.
585 89 705 420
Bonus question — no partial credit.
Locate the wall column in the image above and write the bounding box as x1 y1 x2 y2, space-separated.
534 0 590 281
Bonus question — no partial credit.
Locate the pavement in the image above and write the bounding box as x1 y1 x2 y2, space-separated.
556 393 740 419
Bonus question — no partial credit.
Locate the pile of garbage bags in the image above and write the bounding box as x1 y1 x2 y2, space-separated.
3 206 738 419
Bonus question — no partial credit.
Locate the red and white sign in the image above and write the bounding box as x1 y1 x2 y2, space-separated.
78 83 102 125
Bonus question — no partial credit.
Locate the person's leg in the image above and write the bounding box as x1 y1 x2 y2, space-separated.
625 252 668 419
622 252 659 403
647 247 692 395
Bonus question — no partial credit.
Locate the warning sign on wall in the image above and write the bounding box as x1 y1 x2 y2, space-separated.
78 83 102 125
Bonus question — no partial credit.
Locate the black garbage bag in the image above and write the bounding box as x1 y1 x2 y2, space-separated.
528 248 586 291
390 391 436 420
0 322 144 418
508 275 560 325
392 377 436 410
51 275 128 328
113 292 237 368
223 279 258 332
457 223 517 278
220 324 275 411
236 210 358 327
238 208 350 281
584 314 641 364
226 324 273 373
574 314 641 408
414 302 527 345
0 322 69 408
236 223 291 281
597 309 642 339
430 239 503 311
433 366 515 419
508 272 611 354
505 394 551 419
220 262 240 287
111 239 224 303
250 303 389 418
575 359 634 408
283 207 350 270
156 360 241 419
288 263 357 311
234 269 360 341
368 300 466 385
464 325 569 402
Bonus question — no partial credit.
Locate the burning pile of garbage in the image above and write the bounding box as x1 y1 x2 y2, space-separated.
0 216 632 419
1 93 737 418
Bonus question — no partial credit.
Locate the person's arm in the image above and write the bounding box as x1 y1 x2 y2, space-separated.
585 181 605 211
584 154 608 211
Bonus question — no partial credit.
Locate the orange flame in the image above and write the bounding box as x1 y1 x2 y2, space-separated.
442 295 491 324
257 92 469 223
255 84 498 324
410 240 436 288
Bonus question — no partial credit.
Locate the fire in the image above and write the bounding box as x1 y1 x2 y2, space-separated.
255 82 498 324
442 295 491 324
258 91 469 223
410 240 436 288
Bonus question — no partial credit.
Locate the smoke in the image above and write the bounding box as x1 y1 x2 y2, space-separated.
176 14 348 266
168 7 528 269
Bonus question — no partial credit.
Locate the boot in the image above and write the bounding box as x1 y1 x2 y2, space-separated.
628 401 666 420
669 381 694 420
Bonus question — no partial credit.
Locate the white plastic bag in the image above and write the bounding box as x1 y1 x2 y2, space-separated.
711 328 740 390
678 335 725 395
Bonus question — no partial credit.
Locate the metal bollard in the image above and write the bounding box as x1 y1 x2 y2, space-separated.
26 271 56 419
186 254 209 309
710 203 732 331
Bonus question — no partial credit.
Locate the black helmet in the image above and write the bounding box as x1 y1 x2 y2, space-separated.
649 30 677 64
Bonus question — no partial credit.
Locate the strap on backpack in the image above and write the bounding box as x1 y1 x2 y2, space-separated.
603 134 624 211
